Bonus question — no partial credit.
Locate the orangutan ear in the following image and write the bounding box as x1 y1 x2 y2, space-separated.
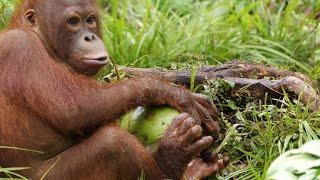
24 9 38 28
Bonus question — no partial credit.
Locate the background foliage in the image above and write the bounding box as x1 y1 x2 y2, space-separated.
97 0 319 75
1 0 320 179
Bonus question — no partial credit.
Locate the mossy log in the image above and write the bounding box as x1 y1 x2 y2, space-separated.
119 61 320 112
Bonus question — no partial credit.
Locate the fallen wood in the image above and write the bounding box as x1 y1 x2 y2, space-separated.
118 61 320 112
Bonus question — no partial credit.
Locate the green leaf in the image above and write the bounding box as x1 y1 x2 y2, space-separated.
267 141 320 180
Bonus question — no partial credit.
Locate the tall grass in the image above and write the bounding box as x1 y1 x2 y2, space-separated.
2 0 318 73
203 81 320 179
0 0 15 29
100 0 319 75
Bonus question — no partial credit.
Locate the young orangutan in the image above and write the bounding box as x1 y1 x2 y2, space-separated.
0 0 228 179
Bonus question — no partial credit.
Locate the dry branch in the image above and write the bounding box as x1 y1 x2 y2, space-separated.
119 61 320 112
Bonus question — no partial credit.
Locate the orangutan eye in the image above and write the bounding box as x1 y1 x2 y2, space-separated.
86 15 96 25
68 17 80 26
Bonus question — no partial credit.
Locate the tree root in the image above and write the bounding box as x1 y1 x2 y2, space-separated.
119 61 320 112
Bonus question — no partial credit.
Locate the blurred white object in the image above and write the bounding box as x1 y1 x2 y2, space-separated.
267 140 320 180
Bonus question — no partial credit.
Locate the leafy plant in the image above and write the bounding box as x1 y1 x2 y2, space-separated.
267 140 320 180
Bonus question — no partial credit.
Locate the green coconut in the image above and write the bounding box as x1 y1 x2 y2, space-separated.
120 106 180 145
